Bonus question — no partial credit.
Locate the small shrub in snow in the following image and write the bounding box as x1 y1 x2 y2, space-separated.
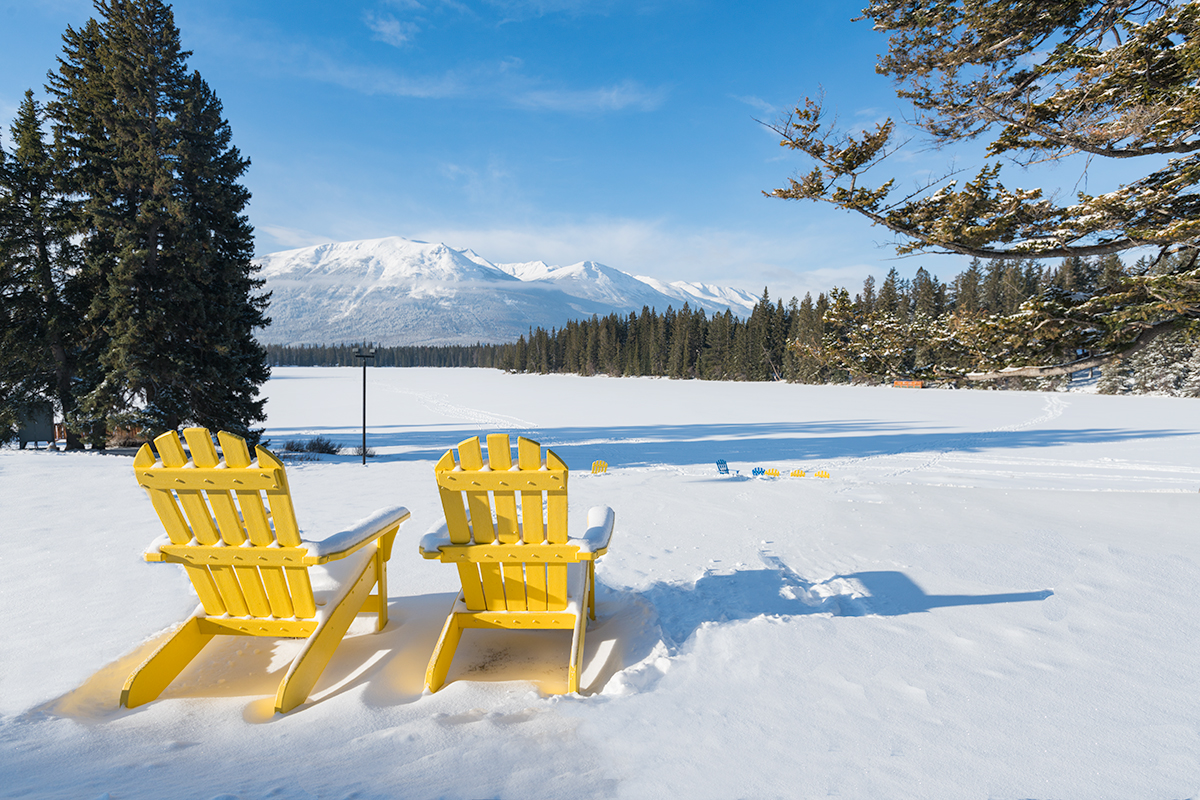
283 436 342 455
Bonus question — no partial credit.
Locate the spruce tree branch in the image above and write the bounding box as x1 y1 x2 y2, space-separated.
974 97 1200 160
964 318 1179 379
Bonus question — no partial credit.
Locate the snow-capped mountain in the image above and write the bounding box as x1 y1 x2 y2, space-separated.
255 236 758 346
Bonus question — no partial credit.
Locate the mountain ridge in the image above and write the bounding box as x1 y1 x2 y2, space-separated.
255 236 758 346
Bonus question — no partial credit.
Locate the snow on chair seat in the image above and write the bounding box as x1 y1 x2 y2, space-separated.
123 428 410 714
419 434 615 694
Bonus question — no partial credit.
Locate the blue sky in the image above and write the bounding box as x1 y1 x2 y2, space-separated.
0 1 1132 302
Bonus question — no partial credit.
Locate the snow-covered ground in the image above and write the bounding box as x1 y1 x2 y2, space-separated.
3 368 1199 799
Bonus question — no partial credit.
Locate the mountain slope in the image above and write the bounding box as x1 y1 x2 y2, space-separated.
256 236 758 345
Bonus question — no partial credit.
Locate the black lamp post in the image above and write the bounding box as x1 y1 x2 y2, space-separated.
353 347 376 464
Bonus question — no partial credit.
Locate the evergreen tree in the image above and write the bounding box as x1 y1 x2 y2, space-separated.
781 296 800 381
0 91 86 445
1097 254 1126 291
789 293 824 383
45 0 268 441
858 275 876 316
952 259 983 314
911 267 937 319
878 268 901 318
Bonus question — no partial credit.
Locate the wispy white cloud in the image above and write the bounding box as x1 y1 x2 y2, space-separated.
733 94 779 119
407 217 889 302
301 53 463 98
438 158 516 204
515 80 667 112
295 47 665 113
483 0 624 19
186 9 662 114
363 11 420 47
256 224 337 251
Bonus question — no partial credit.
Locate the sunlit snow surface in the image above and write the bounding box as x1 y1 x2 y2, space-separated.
3 368 1200 799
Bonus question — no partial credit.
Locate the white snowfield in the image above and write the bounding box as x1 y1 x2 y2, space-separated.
3 368 1199 799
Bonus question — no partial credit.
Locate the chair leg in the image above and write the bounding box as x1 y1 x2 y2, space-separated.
120 617 214 709
374 546 389 632
567 607 587 694
275 555 378 714
424 599 465 693
588 561 597 621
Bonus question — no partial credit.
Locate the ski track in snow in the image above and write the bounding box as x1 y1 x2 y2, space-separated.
378 386 538 429
804 393 1086 486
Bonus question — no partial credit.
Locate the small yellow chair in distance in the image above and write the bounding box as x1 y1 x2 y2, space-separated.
420 434 615 694
123 428 410 714
591 460 608 475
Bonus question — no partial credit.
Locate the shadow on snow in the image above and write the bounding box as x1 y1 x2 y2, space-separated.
638 556 1052 649
268 420 1193 469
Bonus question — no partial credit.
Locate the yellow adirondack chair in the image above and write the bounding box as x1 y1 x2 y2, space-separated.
122 428 411 714
419 434 615 694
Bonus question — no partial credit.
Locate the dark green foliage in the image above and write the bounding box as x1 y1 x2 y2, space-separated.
1098 329 1200 397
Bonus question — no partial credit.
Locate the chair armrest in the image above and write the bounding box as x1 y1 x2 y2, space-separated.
571 506 614 557
418 522 451 559
304 505 411 563
143 532 173 561
422 508 614 560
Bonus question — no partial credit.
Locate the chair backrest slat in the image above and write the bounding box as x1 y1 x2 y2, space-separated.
545 449 569 544
457 437 496 544
487 434 520 544
525 562 548 612
456 562 487 609
517 437 544 544
458 437 502 607
135 445 192 545
258 447 302 547
185 429 246 546
218 432 275 547
436 450 472 545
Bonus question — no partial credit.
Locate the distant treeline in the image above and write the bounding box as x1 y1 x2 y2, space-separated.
265 291 799 381
264 343 503 368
